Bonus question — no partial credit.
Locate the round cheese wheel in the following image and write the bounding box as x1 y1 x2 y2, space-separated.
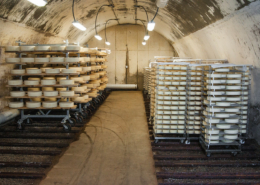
91 66 96 70
24 80 39 85
8 80 23 85
82 67 91 72
28 77 41 81
41 68 52 73
50 57 64 63
45 69 60 74
35 58 49 63
85 57 91 62
60 97 69 102
32 98 42 102
83 95 89 99
56 88 67 92
60 91 74 96
50 46 65 51
65 58 80 63
59 101 74 107
73 97 85 101
53 67 66 72
45 98 57 101
72 87 85 92
70 77 83 82
21 58 34 63
26 68 41 74
28 88 40 91
6 58 20 63
59 80 74 85
20 46 35 51
34 46 50 51
9 102 24 108
90 57 96 62
41 80 56 85
42 87 54 91
42 101 58 108
62 69 77 73
69 67 82 72
28 91 42 97
43 77 55 80
57 77 66 82
44 91 58 96
66 46 80 51
26 101 41 108
11 69 25 74
5 46 20 51
10 91 25 97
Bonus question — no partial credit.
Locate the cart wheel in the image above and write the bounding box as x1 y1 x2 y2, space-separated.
76 115 84 124
68 118 76 126
240 139 245 144
154 139 159 144
63 123 71 131
185 140 190 145
232 152 238 157
207 153 211 157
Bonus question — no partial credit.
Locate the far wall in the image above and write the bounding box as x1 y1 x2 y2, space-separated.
87 25 177 90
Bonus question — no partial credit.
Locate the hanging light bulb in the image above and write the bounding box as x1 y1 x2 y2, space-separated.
144 34 150 41
147 21 155 31
95 34 102 40
27 0 47 6
72 21 86 31
142 41 146 45
105 41 111 45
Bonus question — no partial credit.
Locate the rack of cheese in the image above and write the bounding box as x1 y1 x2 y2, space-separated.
4 42 109 130
144 57 252 155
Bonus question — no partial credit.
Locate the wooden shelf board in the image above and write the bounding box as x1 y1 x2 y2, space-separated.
10 73 79 76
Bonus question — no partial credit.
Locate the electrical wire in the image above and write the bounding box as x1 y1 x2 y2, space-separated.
95 4 113 34
151 7 159 21
72 0 76 21
135 5 149 23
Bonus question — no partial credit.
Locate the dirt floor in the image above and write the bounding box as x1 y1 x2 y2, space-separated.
40 91 157 185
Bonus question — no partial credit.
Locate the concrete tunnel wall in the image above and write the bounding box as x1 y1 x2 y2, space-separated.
0 0 260 142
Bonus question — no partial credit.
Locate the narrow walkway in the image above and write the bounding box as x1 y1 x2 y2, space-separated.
40 91 157 185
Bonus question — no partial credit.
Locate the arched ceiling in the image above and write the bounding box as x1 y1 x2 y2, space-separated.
0 0 256 44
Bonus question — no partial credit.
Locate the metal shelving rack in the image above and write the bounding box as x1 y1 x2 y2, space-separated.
199 64 252 156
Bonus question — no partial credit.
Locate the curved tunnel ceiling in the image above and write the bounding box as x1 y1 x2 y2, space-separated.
0 0 256 44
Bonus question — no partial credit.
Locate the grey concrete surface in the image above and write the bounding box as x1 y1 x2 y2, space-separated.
40 91 157 185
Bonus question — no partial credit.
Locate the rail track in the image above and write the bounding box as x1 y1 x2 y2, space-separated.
0 91 110 185
143 91 260 185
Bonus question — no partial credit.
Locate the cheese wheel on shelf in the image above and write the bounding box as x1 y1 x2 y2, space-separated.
8 80 23 85
43 77 55 80
57 77 66 82
11 69 25 74
69 67 82 72
32 98 41 102
24 80 39 85
6 58 20 63
26 101 41 108
70 77 83 82
53 67 66 72
45 98 57 101
56 88 67 92
34 46 50 51
59 101 74 107
26 68 41 74
44 91 58 96
41 68 52 73
42 87 54 91
72 97 85 102
21 58 34 63
84 57 91 62
62 69 77 73
65 58 80 63
50 57 64 63
82 67 91 72
10 91 25 97
60 97 69 102
41 79 56 85
42 101 58 108
50 46 65 51
28 88 40 91
83 95 89 99
45 69 60 74
59 80 74 85
60 91 74 96
35 58 49 63
28 77 41 81
72 87 85 92
28 91 42 97
66 46 80 51
5 46 20 51
9 102 24 108
20 46 35 51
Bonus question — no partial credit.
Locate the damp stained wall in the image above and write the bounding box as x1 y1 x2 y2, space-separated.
87 25 176 90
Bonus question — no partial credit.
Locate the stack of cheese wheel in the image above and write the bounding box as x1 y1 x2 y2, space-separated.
28 88 41 101
202 65 249 145
186 66 203 135
153 64 188 135
26 101 41 108
11 69 25 75
149 65 156 122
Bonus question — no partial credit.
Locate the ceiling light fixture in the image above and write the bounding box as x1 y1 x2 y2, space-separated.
144 34 150 41
105 19 118 45
142 40 146 45
95 4 114 41
136 19 150 43
147 7 159 31
27 0 47 6
72 0 86 31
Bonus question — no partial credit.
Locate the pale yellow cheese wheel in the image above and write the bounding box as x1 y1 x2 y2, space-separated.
10 91 25 97
11 69 25 74
28 77 41 81
8 80 23 85
82 67 91 72
5 46 20 51
59 101 74 107
24 80 39 85
56 77 66 82
34 46 50 51
59 80 74 85
72 87 85 92
50 46 65 51
44 91 58 96
69 67 82 72
72 97 85 102
26 101 41 108
42 87 54 91
21 58 34 63
6 58 20 63
32 98 42 102
35 58 49 63
62 69 77 73
20 46 35 51
9 102 24 108
28 91 42 97
65 58 80 63
81 75 90 81
45 98 57 101
60 97 68 102
84 57 91 62
42 101 58 108
66 46 80 51
50 57 64 63
60 91 74 96
41 68 52 73
26 68 41 74
28 88 40 91
41 80 56 85
45 69 60 74
43 77 55 80
70 77 83 82
56 88 67 92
